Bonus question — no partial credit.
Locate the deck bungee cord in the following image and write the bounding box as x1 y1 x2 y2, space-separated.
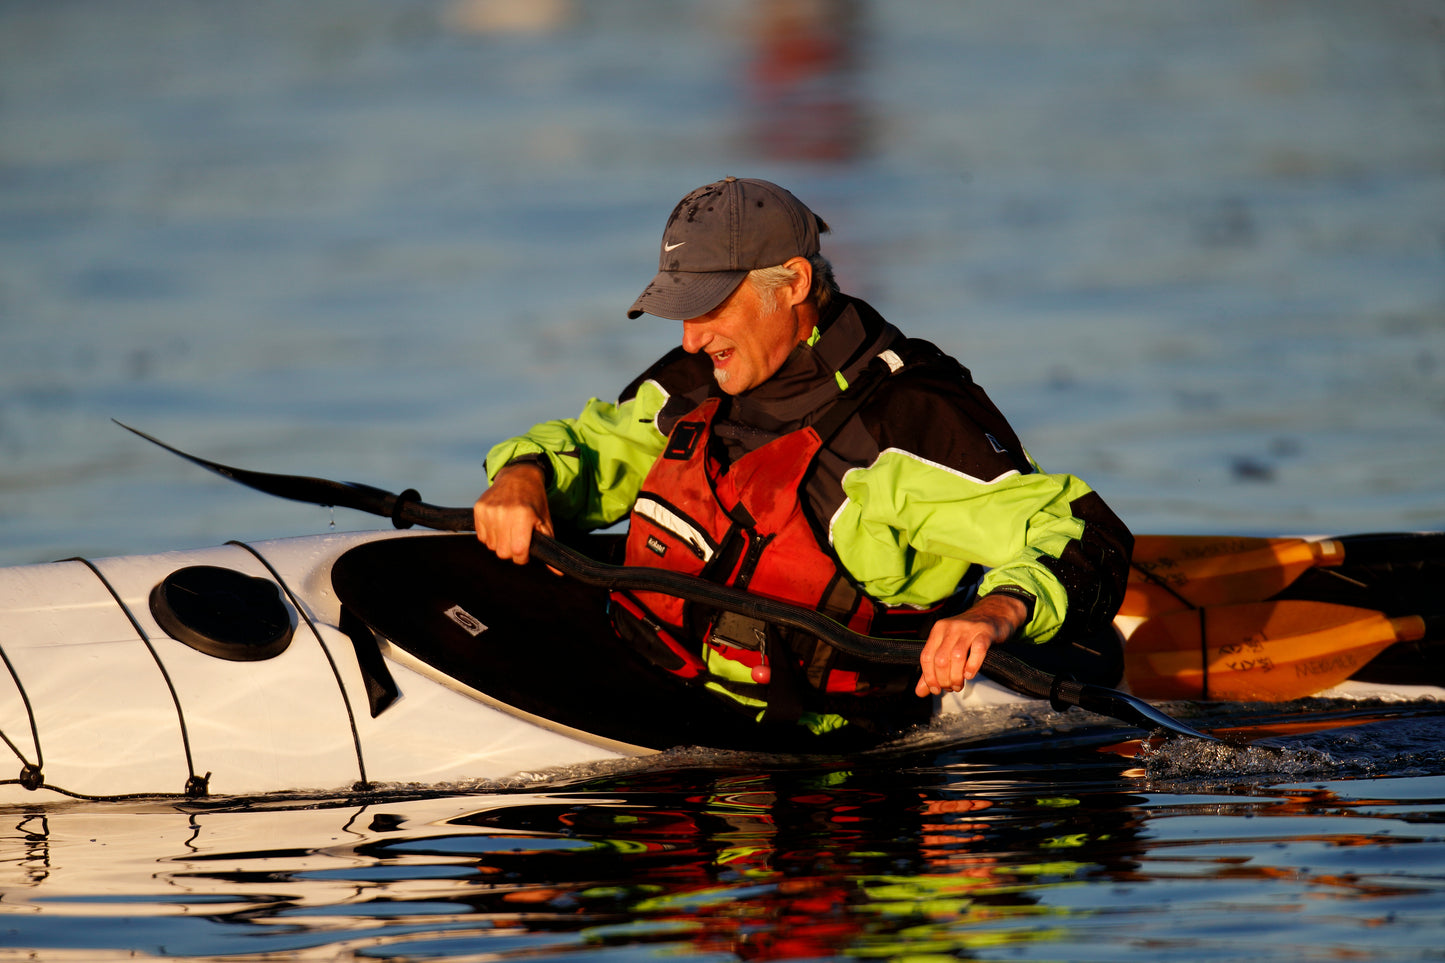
67 557 209 798
0 540 376 801
0 556 212 801
0 642 43 792
227 539 374 792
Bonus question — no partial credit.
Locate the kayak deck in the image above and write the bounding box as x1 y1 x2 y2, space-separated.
331 533 923 755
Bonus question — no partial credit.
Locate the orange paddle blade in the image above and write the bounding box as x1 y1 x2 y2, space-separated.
1124 600 1425 702
1120 535 1345 618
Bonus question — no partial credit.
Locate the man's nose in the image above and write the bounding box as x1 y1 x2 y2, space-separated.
681 323 709 354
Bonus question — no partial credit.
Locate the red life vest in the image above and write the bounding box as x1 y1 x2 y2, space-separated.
610 396 948 716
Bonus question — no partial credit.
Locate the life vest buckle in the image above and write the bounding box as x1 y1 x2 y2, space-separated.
708 610 769 651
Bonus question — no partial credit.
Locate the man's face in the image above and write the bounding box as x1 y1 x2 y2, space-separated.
680 278 807 395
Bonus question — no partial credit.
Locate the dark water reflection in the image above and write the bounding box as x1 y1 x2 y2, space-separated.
417 765 1151 960
4 718 1443 961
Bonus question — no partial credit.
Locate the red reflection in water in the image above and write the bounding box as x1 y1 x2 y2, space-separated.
746 0 867 162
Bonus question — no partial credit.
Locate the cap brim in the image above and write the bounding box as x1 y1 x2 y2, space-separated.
626 270 747 320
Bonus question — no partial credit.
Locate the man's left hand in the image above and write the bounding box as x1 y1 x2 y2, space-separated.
915 594 1029 697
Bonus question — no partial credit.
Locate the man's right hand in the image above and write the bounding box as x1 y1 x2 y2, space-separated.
473 461 555 565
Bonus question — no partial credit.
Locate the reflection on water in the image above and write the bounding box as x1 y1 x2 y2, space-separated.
3 733 1443 961
745 0 867 162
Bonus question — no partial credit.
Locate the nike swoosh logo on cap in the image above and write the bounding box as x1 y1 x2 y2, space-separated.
663 241 686 252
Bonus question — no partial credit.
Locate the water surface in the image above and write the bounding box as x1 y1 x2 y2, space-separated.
4 713 1444 961
1 0 1441 564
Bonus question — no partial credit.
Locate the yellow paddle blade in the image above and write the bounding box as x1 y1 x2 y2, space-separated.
1124 600 1425 702
1120 535 1345 618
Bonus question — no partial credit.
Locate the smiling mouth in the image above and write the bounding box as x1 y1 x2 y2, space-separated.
710 350 732 384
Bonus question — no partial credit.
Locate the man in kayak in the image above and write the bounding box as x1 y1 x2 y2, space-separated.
474 177 1132 735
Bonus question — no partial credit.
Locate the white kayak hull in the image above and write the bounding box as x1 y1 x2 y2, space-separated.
1 530 1440 803
0 532 655 803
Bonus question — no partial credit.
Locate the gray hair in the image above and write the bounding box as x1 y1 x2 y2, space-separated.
747 253 838 311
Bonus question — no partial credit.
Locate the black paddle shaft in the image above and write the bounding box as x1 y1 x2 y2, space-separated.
528 535 1216 738
116 421 1219 741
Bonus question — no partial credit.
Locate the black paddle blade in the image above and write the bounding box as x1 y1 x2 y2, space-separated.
114 421 474 531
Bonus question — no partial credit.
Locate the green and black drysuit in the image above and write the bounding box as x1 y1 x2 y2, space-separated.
486 295 1133 730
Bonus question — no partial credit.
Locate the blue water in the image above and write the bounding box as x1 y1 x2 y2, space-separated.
2 1 1444 959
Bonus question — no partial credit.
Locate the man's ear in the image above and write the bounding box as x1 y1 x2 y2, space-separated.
782 256 813 307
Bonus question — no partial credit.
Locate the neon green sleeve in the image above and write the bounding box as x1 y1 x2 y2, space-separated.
485 380 670 530
830 449 1093 642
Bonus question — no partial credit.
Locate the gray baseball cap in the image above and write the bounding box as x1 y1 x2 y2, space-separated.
627 177 828 320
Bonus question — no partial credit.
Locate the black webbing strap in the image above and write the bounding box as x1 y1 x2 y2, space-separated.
338 605 403 717
808 350 905 446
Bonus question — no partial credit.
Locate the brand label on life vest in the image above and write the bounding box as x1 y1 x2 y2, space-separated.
444 604 488 637
634 495 716 561
664 421 705 460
